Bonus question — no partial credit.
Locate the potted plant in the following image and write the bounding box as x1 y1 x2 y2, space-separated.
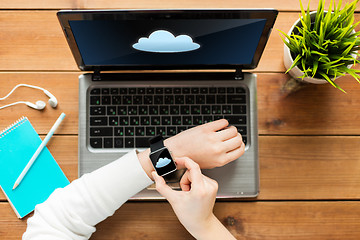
279 0 360 92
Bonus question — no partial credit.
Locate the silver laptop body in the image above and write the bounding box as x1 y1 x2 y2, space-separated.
57 9 278 199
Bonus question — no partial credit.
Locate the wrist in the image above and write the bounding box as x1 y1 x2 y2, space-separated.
137 148 154 180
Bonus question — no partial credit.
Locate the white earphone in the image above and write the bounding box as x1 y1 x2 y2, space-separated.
0 84 58 110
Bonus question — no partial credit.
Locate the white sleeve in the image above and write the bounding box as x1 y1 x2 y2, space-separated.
22 150 153 240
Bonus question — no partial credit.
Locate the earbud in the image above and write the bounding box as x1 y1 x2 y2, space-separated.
26 100 46 110
0 84 58 110
43 90 58 108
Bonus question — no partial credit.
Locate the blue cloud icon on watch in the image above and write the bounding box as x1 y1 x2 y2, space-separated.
132 30 200 53
155 157 172 168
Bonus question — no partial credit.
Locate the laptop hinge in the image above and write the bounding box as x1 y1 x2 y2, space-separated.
235 68 244 80
92 68 101 81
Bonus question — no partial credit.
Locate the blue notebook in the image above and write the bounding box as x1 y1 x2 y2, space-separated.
0 117 69 218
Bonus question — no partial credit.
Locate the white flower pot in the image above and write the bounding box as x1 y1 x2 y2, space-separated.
283 11 357 85
283 11 329 84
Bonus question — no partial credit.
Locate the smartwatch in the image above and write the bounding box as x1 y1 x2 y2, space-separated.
149 135 177 176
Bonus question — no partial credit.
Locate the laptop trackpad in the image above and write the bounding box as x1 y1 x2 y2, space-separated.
147 169 185 190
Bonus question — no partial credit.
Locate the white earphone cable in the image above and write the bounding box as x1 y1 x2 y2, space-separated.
0 101 28 110
0 84 44 101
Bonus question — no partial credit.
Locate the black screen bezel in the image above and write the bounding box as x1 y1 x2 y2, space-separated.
57 9 278 71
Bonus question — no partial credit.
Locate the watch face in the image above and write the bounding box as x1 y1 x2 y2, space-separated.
150 148 177 176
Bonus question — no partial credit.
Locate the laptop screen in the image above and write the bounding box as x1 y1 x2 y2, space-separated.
58 10 278 71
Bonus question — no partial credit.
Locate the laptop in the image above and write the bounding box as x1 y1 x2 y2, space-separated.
57 9 278 199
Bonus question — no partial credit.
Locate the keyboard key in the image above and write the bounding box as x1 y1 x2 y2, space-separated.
180 105 190 115
236 87 246 93
209 87 217 93
172 116 182 125
206 95 216 104
156 127 166 136
182 116 192 125
154 95 164 104
111 96 121 105
110 88 119 94
242 136 247 145
191 87 199 94
227 87 235 93
200 87 208 94
212 106 222 115
125 138 134 148
130 116 140 125
114 138 123 148
149 106 159 115
138 88 146 94
224 115 247 125
193 116 203 125
139 106 148 115
164 95 174 104
146 88 155 94
161 116 172 125
233 105 246 114
164 88 172 94
90 88 100 95
173 88 181 94
107 106 117 115
114 127 124 136
159 106 169 115
118 106 127 115
90 127 113 136
196 95 206 104
227 95 246 104
129 88 136 94
90 117 107 126
119 116 129 125
175 95 184 104
119 88 127 94
128 106 138 115
90 96 100 105
125 127 135 136
185 95 195 104
144 95 153 104
216 95 226 104
222 105 232 114
104 138 113 148
135 127 145 136
177 126 187 133
102 96 111 105
191 105 201 114
102 88 110 95
133 95 142 104
146 127 156 136
109 116 119 126
170 106 179 115
123 95 132 105
141 116 150 125
201 105 211 114
182 88 190 94
135 137 149 148
236 126 247 135
218 87 226 93
90 138 102 148
167 127 177 136
155 88 163 94
203 115 213 123
151 116 161 125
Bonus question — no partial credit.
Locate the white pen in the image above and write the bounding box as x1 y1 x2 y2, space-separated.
12 113 66 190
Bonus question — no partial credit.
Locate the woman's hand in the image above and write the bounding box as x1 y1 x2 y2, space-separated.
152 157 236 240
165 119 245 169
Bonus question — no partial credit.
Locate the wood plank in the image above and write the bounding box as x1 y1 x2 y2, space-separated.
1 135 359 201
1 72 360 135
1 0 359 11
1 201 360 239
0 11 359 71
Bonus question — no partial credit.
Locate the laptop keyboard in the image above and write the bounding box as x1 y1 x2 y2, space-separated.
89 86 248 149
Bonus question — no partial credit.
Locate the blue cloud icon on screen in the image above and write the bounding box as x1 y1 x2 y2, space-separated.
132 30 200 53
155 157 172 168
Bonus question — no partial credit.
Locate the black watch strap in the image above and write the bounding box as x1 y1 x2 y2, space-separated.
149 135 165 152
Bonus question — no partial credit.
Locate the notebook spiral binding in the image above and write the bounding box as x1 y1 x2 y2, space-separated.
0 117 27 138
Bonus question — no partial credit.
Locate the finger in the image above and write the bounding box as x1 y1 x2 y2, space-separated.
181 157 204 190
180 170 191 191
204 119 229 132
151 171 176 201
216 125 238 141
174 157 186 170
223 133 243 152
225 141 245 163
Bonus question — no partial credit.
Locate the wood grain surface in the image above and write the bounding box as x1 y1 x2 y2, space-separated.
1 201 360 239
1 1 360 239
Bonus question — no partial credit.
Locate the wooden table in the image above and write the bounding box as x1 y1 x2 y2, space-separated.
1 1 360 239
